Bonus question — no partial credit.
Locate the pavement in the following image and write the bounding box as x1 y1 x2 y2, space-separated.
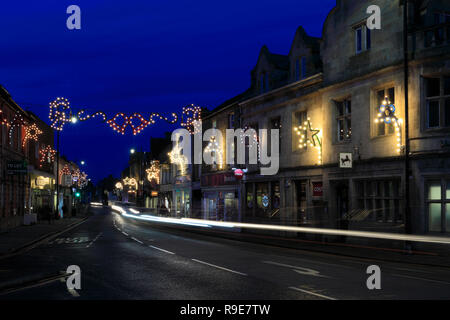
0 206 449 300
0 216 88 257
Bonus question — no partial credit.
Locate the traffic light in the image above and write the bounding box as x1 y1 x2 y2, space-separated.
75 192 81 198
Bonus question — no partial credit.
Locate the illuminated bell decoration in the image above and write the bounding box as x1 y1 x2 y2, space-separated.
293 118 323 165
22 123 43 147
146 161 160 184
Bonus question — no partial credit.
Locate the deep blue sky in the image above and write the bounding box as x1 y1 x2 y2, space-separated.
0 0 335 183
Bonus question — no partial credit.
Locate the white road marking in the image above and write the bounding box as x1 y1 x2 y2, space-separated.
391 274 450 285
122 231 129 236
148 245 175 255
263 261 327 278
86 232 102 248
192 259 247 276
131 237 143 244
289 286 337 300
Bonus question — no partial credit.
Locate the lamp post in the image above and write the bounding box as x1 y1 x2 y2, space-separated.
403 0 412 237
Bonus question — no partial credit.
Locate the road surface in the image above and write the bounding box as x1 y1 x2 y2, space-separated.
0 206 449 300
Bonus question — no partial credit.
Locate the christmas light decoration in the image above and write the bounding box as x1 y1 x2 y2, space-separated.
239 124 260 161
49 98 72 131
77 110 107 122
374 97 403 154
123 177 138 190
168 145 188 175
39 145 57 168
115 182 123 190
204 136 223 169
181 105 202 134
22 123 43 147
60 164 72 176
9 112 25 145
293 118 322 165
146 160 160 184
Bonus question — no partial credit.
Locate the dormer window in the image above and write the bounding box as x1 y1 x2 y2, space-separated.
294 57 307 81
355 24 371 54
260 73 270 94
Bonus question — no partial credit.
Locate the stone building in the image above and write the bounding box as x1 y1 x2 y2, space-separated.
235 0 450 236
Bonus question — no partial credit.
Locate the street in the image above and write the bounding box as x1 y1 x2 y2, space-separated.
0 206 450 300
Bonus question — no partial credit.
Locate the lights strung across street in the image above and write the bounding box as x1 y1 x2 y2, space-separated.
47 98 201 136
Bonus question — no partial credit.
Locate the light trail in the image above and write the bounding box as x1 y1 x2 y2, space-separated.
114 205 450 245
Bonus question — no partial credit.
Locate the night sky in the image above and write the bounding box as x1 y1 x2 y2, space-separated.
0 0 335 183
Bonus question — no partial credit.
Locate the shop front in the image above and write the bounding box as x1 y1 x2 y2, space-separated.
201 172 240 222
29 172 55 219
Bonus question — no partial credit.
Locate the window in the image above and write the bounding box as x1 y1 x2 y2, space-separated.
355 25 371 54
375 87 395 136
335 99 352 142
270 116 282 155
228 113 234 129
293 111 308 150
355 180 402 223
425 76 450 129
295 59 300 81
301 57 307 79
426 180 450 233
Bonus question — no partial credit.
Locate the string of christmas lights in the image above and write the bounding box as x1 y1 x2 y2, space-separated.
293 118 322 165
168 145 188 175
123 177 138 190
181 105 202 134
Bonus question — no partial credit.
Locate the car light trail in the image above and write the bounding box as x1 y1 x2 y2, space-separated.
115 205 450 245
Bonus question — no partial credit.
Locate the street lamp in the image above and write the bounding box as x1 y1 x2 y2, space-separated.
80 160 85 165
130 148 136 154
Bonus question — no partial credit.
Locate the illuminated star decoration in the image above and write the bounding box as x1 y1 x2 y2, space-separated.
294 118 322 165
375 96 403 154
146 161 160 184
39 145 57 168
22 123 43 147
204 136 223 169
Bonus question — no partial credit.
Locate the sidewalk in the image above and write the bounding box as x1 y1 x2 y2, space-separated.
0 217 87 256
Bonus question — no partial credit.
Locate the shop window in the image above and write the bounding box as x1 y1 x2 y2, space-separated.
375 87 395 136
355 179 402 223
424 76 450 129
426 180 450 233
228 113 235 129
335 98 352 142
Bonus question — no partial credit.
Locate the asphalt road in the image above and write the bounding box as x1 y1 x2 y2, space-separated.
0 206 450 300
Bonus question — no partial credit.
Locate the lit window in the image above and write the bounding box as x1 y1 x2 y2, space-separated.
427 180 450 233
375 87 395 136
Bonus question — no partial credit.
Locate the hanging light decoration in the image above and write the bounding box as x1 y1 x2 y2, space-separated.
22 123 43 147
9 112 25 145
168 144 188 175
293 118 323 165
123 177 138 190
181 105 202 134
146 160 160 184
204 136 223 169
39 145 57 168
115 182 123 190
49 98 72 131
374 96 403 154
